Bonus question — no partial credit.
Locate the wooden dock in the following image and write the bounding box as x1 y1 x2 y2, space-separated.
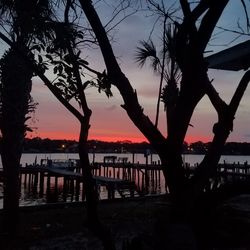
2 159 250 206
0 163 139 202
44 167 136 199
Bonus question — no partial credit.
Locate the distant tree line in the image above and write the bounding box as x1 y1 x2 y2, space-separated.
1 137 250 155
187 141 250 155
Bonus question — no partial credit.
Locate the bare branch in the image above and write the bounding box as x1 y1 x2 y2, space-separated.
215 25 250 37
81 63 103 76
240 0 250 31
105 10 138 33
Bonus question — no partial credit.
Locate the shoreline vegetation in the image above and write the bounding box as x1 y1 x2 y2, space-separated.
1 137 250 155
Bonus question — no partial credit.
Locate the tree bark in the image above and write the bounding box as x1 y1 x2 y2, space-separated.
0 47 33 234
78 122 116 250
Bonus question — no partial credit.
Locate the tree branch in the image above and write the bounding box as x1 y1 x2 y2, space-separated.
180 0 191 17
0 31 84 122
205 77 228 116
191 70 250 198
64 0 91 119
198 0 229 52
229 70 250 115
79 0 167 151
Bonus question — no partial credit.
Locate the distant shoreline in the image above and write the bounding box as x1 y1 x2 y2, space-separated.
21 151 250 156
1 137 250 155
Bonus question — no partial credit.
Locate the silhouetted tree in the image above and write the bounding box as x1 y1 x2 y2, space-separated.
0 1 117 248
79 0 250 219
0 0 52 233
1 0 250 247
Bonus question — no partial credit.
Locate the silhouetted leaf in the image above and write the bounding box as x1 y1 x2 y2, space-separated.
38 55 43 63
31 45 41 52
45 54 53 61
53 66 58 74
135 40 158 69
79 59 89 66
58 64 63 74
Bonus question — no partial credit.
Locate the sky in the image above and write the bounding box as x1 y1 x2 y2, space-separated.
4 1 250 144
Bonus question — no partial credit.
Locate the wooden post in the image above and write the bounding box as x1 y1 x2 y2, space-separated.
152 169 155 188
39 171 44 197
137 168 140 189
18 172 22 191
117 168 120 179
46 174 51 203
142 172 145 194
145 169 149 193
28 173 32 190
107 184 115 200
32 172 38 194
245 161 248 174
47 174 51 193
128 167 131 181
34 172 38 189
75 179 80 201
158 170 161 186
63 177 67 202
54 176 58 202
70 179 74 202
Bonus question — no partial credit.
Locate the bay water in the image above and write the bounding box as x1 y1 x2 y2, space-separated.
1 153 250 208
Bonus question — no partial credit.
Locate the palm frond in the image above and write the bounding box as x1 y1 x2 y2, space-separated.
162 24 178 63
160 24 181 84
135 40 159 69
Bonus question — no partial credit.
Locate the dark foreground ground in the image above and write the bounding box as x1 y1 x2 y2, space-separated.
1 194 250 250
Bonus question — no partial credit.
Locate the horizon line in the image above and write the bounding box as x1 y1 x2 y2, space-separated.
24 136 250 145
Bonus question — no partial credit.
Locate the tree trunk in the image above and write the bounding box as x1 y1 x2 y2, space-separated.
78 123 99 225
78 123 116 250
0 47 32 234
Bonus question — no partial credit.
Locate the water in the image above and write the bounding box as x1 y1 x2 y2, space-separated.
1 152 249 168
1 153 250 208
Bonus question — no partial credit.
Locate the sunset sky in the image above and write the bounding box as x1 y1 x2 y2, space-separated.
3 1 250 143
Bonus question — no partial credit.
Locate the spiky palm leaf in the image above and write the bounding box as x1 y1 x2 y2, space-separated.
135 40 160 71
161 24 181 84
